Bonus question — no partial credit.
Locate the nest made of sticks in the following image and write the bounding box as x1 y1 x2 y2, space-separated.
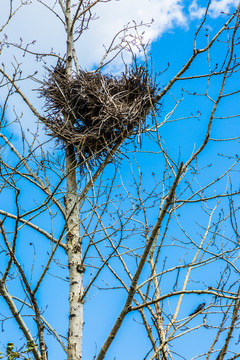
40 60 160 167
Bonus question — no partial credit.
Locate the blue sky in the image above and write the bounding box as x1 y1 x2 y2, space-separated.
0 1 240 360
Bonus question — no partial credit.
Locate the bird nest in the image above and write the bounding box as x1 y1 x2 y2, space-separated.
40 61 159 167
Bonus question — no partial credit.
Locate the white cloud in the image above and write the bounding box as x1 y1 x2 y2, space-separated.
1 0 238 72
209 0 239 17
189 0 239 19
1 0 187 71
0 0 239 134
74 0 187 69
1 0 239 70
188 0 206 19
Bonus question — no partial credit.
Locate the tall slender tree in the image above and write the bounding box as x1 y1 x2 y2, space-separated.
0 1 240 360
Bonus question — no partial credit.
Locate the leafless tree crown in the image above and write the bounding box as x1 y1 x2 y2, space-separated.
0 1 240 360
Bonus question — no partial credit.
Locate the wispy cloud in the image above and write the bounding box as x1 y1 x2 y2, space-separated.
75 0 187 69
1 0 238 70
189 0 239 19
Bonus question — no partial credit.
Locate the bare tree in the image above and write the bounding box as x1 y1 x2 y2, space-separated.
0 1 240 360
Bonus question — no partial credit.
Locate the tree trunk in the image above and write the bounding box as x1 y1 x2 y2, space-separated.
65 2 83 359
66 145 84 360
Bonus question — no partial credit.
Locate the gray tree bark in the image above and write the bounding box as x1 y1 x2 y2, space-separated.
65 1 84 359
